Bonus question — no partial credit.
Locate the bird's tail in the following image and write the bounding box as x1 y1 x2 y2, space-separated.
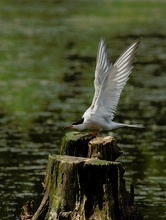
111 122 144 130
126 124 144 128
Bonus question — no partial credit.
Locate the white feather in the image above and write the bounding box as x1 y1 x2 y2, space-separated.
91 38 141 122
69 37 142 131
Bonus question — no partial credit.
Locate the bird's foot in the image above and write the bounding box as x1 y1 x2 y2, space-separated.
88 130 99 136
80 130 99 138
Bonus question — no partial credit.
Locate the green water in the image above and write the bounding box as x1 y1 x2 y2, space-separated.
0 1 166 219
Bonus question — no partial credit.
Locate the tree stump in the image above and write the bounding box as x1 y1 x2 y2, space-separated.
61 132 122 161
88 136 123 161
32 154 125 220
60 131 94 158
20 132 144 220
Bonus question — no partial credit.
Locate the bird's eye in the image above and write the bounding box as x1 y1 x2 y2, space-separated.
72 118 84 125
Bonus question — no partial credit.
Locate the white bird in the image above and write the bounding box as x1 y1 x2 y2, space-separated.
66 37 143 133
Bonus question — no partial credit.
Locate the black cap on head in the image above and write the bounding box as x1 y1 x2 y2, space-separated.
72 117 84 125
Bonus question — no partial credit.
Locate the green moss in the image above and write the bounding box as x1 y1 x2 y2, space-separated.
51 159 64 211
85 158 119 166
64 131 83 142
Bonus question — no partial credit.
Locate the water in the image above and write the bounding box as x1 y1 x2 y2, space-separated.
0 1 166 219
1 35 165 220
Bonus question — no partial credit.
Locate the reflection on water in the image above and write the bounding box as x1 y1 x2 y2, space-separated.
0 34 166 219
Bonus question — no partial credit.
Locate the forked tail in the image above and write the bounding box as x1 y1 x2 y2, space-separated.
126 124 144 128
111 122 144 130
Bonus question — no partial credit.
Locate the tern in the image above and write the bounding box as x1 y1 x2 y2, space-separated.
66 37 143 132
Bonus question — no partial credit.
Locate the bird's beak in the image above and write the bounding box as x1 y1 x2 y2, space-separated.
64 125 74 130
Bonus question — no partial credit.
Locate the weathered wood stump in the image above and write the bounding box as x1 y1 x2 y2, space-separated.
88 136 123 161
20 132 143 220
33 155 125 220
61 132 123 161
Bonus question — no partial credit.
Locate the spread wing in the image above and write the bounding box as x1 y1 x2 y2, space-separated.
91 37 112 108
91 38 141 121
83 37 111 119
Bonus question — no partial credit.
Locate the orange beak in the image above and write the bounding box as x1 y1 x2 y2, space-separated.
64 125 74 129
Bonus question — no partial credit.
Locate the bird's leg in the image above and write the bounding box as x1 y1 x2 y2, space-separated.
88 130 100 136
81 130 100 138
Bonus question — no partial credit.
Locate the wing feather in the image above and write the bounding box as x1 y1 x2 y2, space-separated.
83 37 111 119
91 38 141 120
91 37 111 107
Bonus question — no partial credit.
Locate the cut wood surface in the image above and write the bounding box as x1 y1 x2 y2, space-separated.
88 136 123 161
